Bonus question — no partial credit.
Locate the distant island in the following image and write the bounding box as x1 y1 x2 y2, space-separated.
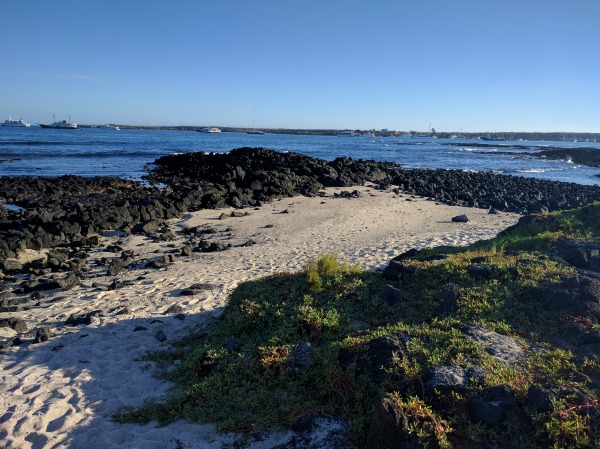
77 124 600 142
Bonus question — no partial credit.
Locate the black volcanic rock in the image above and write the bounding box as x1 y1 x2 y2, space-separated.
2 148 600 268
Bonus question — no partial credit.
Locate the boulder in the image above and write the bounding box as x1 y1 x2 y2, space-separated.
463 325 525 364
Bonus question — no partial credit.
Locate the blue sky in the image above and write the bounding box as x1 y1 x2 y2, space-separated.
1 0 598 132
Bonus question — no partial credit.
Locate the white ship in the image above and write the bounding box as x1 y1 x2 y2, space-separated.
2 117 31 127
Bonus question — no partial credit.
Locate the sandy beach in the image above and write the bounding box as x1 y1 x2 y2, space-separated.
0 185 520 449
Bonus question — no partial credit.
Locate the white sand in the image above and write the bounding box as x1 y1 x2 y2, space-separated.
0 186 520 448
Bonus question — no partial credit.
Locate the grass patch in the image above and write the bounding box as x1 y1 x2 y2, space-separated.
115 205 600 448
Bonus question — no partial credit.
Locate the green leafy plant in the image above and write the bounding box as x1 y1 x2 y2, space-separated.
116 204 600 448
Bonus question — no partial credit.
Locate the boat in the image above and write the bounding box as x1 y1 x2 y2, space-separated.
247 129 266 135
198 127 222 133
481 134 506 141
412 123 436 139
247 109 266 134
2 117 31 127
338 130 357 136
40 115 78 129
99 124 120 130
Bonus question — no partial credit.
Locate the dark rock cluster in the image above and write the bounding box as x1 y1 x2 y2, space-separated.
2 147 600 265
148 147 600 215
390 167 600 214
536 147 600 168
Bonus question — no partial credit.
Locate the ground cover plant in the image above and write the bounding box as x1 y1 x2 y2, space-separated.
116 204 600 448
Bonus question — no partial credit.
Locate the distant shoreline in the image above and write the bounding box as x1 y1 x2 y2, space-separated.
73 125 600 142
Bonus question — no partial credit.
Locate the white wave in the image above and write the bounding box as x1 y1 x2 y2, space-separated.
516 168 550 173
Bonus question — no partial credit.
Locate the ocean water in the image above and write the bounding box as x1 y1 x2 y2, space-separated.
1 127 600 186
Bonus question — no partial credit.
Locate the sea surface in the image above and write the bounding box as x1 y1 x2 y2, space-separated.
1 127 600 186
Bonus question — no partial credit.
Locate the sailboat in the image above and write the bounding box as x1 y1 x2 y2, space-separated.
247 109 266 135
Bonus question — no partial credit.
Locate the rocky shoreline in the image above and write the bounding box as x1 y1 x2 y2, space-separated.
2 147 600 267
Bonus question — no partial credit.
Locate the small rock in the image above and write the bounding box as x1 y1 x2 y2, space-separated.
0 260 23 272
0 318 28 333
199 241 229 252
107 259 126 276
113 306 130 315
0 336 21 352
108 280 125 290
426 365 486 395
65 310 101 326
452 214 469 223
381 284 403 305
163 304 184 315
145 259 168 269
155 330 167 342
288 342 314 375
133 325 147 332
34 326 53 344
467 264 495 280
179 283 217 296
56 275 79 290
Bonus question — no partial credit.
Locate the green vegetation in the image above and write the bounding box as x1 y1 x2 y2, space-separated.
116 204 600 448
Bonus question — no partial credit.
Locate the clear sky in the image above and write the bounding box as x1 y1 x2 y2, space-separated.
1 0 598 132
